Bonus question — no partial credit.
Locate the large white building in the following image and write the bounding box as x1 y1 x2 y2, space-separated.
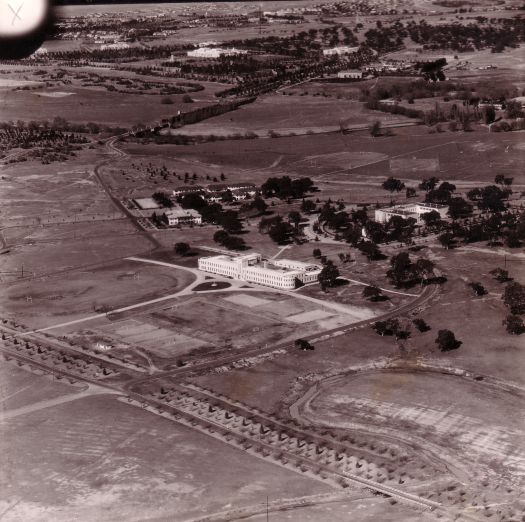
323 45 359 56
187 47 247 58
198 253 321 290
337 69 363 79
375 203 449 225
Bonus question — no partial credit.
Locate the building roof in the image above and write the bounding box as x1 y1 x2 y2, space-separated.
228 182 257 188
173 185 203 193
165 207 201 218
206 183 228 192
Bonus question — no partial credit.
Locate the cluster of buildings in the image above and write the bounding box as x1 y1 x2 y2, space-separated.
172 182 258 202
187 47 247 58
374 203 449 225
198 253 322 290
322 45 359 56
133 197 202 227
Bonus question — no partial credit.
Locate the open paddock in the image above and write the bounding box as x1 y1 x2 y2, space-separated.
0 86 210 127
0 363 80 412
167 94 415 137
0 394 329 522
3 259 193 329
120 127 524 198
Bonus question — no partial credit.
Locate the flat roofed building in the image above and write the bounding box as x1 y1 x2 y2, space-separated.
337 69 363 79
198 253 321 289
375 203 448 224
172 185 204 197
323 45 359 56
187 47 247 58
163 207 202 226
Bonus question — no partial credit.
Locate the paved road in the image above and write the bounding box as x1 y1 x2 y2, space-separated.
92 136 161 249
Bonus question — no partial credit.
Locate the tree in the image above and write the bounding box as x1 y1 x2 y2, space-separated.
387 252 412 287
421 210 442 227
295 338 314 350
372 318 401 337
503 315 525 335
318 260 340 290
362 285 388 302
406 187 416 198
503 282 525 315
382 177 405 193
370 120 382 137
182 94 194 103
448 197 473 219
476 185 508 213
251 195 268 214
219 210 243 234
413 318 431 332
301 199 317 213
152 191 174 208
483 105 496 124
357 241 383 261
435 329 461 352
490 267 511 283
437 232 455 249
221 190 234 203
312 248 322 258
174 242 190 256
425 182 456 204
505 99 523 119
494 174 505 185
468 282 487 296
268 221 293 244
419 177 440 191
288 211 302 231
213 230 229 244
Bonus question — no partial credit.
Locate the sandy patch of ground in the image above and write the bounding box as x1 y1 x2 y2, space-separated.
286 309 335 324
35 92 75 98
222 294 272 308
390 157 439 172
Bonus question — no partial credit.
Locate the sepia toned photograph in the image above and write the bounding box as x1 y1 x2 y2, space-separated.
0 0 524 520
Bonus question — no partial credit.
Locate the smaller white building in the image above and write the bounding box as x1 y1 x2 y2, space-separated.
163 207 202 226
375 203 449 225
337 69 363 79
323 46 359 56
